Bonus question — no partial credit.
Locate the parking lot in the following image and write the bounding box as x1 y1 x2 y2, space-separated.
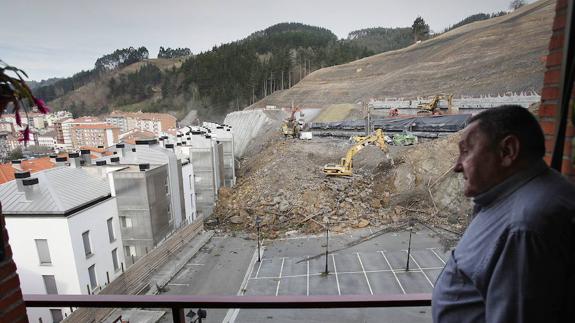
224 227 453 323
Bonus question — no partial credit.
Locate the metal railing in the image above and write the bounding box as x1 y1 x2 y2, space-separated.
24 293 432 323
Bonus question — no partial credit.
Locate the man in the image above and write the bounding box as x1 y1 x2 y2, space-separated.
432 105 575 322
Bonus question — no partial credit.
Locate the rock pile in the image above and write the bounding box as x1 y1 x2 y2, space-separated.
211 132 472 238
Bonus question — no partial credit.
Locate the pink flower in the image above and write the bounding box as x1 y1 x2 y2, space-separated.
19 126 30 143
33 97 49 114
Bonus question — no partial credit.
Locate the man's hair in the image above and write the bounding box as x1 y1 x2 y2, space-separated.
468 105 545 160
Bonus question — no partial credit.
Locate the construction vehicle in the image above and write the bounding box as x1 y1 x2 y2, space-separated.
416 94 454 115
322 129 388 176
281 105 304 138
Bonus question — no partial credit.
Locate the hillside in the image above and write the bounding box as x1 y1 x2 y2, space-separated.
249 0 554 110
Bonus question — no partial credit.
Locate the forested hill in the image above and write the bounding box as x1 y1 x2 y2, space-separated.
32 10 513 121
33 23 384 120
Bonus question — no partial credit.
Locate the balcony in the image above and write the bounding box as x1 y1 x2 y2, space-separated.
24 293 432 322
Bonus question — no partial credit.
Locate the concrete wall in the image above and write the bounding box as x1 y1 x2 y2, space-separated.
223 109 284 157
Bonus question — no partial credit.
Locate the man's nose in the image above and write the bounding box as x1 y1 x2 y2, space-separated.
454 158 463 173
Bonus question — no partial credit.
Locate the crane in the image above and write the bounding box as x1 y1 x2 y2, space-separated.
322 129 388 176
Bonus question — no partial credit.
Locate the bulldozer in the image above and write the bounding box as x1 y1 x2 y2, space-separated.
416 94 454 115
281 105 304 138
322 129 388 176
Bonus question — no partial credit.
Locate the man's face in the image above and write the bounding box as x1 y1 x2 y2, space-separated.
454 121 505 197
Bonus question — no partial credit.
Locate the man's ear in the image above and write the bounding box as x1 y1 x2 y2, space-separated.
499 135 520 167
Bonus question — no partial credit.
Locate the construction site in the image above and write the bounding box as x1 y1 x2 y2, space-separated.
11 1 571 322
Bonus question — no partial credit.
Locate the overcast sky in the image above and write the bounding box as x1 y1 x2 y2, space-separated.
1 0 522 81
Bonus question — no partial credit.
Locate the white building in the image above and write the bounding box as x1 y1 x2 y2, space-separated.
2 166 125 323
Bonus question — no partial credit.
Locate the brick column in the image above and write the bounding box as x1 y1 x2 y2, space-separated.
539 0 575 181
0 204 28 322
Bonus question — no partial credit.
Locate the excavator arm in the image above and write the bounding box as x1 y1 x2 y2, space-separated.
323 129 388 176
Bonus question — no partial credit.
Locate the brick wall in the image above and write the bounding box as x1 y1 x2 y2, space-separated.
539 0 575 181
0 206 28 323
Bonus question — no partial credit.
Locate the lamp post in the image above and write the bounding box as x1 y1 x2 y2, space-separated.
255 216 262 262
406 219 414 272
324 218 329 275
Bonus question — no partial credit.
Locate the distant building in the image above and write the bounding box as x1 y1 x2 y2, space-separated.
107 111 177 135
71 124 120 148
37 130 58 149
2 166 125 323
62 117 107 150
0 121 15 134
118 129 156 145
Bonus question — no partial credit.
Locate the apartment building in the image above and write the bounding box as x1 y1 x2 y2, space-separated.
107 111 177 135
62 117 107 150
2 166 125 323
71 124 120 148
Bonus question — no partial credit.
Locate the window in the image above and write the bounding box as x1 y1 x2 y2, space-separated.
112 248 119 272
35 239 52 265
120 216 132 228
107 218 116 242
82 231 92 257
88 265 97 290
42 275 58 294
50 309 63 323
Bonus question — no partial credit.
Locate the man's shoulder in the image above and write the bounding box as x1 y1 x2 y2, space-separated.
509 168 575 232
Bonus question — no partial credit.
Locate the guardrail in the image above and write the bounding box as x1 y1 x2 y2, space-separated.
24 293 432 323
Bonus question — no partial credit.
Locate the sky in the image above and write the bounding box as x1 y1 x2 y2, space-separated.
1 0 523 81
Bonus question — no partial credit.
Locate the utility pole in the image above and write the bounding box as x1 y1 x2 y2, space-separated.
324 219 329 275
405 219 414 271
281 70 284 90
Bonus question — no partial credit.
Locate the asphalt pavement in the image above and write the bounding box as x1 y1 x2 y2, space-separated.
157 226 454 323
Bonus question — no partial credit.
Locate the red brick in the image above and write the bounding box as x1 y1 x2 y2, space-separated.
539 104 557 117
553 13 566 30
543 69 561 85
544 154 552 165
540 120 556 135
0 289 23 312
1 301 28 323
556 0 568 10
546 50 563 67
561 159 573 175
545 138 574 157
3 244 12 259
549 32 565 50
0 261 17 281
0 274 20 293
541 87 560 101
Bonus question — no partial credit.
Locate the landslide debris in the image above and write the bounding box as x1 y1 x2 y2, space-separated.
212 132 472 238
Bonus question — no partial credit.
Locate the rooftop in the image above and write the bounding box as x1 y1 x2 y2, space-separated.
0 167 111 215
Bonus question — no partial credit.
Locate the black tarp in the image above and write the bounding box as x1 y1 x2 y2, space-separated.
310 114 471 133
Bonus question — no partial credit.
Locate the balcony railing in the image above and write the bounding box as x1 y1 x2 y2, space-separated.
24 293 432 323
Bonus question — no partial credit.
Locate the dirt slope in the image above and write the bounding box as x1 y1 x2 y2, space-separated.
213 133 471 239
250 0 554 110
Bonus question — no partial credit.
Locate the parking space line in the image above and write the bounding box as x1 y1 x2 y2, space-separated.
306 259 310 296
405 250 435 288
275 257 285 296
379 251 406 294
428 248 447 265
254 258 264 278
356 253 373 295
332 254 341 295
223 246 261 323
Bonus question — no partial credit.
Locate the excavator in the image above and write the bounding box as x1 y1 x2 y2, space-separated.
416 94 454 115
322 128 388 176
281 105 304 138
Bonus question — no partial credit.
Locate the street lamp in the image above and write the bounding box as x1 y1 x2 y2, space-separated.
324 218 330 275
186 308 207 323
255 216 262 262
405 219 414 272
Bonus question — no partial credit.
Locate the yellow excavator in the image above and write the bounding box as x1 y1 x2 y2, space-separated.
417 94 454 115
281 105 303 138
322 129 388 176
